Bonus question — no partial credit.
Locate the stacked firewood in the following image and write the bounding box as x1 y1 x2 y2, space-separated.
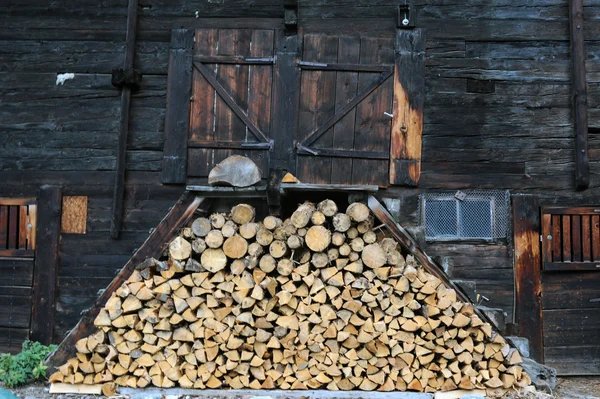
50 200 530 393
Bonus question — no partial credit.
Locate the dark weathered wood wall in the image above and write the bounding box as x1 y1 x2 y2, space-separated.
2 0 600 369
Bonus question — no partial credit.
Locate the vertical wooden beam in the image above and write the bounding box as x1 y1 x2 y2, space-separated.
389 29 425 186
271 30 300 173
110 0 139 238
513 194 544 362
47 192 207 370
30 185 62 345
162 29 194 184
569 0 590 190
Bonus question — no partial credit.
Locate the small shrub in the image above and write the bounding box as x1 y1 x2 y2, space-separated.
0 341 57 388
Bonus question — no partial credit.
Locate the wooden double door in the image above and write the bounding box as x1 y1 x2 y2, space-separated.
162 19 425 187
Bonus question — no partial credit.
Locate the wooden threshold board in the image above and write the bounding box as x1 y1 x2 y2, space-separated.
186 183 379 196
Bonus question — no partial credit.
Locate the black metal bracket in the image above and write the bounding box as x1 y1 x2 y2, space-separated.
111 68 143 90
397 3 416 29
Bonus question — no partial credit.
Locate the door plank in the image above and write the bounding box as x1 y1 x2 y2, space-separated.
571 215 582 262
352 36 394 186
296 34 338 183
552 215 562 262
582 215 591 261
513 195 543 362
331 36 360 184
562 215 571 262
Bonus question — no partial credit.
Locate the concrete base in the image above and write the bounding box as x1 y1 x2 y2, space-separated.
118 389 434 399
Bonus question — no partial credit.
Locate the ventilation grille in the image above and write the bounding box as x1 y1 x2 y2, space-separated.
419 190 510 241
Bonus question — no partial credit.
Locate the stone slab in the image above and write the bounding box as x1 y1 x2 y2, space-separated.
118 389 434 399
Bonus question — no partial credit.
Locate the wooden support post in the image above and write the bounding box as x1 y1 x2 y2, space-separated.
30 185 62 345
46 192 207 370
569 0 590 190
389 29 425 186
271 31 300 173
513 194 544 362
110 0 139 238
162 29 194 184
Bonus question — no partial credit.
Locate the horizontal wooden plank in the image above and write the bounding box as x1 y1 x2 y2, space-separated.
544 346 600 375
0 249 34 257
544 262 600 271
542 206 600 215
0 198 35 206
0 295 31 328
0 327 29 354
0 258 34 286
543 308 600 347
542 271 600 310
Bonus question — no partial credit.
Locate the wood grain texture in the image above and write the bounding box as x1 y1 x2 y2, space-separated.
46 192 207 370
162 29 194 184
513 195 543 363
61 196 87 234
30 185 62 345
389 29 425 186
569 0 590 190
270 32 300 172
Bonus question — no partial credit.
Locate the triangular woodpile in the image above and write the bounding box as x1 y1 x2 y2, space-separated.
50 200 530 394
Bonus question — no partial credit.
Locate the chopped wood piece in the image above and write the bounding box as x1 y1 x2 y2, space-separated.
362 244 387 269
168 237 191 260
317 199 338 217
281 172 298 183
223 235 248 259
291 203 315 228
333 213 351 232
346 202 370 222
305 225 332 252
191 217 211 237
200 248 227 273
231 204 256 224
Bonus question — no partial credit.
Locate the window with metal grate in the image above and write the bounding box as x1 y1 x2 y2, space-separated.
419 190 510 241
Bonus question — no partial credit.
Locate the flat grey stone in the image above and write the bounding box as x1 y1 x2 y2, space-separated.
208 155 261 188
119 389 433 399
477 306 506 332
521 357 557 392
506 336 530 359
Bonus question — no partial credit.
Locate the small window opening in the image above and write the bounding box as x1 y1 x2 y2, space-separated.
420 190 510 241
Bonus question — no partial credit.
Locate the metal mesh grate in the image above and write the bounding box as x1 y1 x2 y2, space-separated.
419 190 510 241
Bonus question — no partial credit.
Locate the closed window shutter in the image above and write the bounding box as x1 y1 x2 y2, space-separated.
186 28 277 178
389 29 425 186
294 33 395 187
162 29 194 184
542 206 600 271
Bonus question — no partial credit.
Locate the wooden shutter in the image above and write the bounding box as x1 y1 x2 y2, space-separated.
162 29 194 184
541 206 600 271
187 28 276 178
389 29 425 186
294 34 395 186
0 198 36 257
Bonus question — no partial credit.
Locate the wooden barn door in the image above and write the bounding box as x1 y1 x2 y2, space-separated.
294 34 395 186
0 198 37 353
162 24 425 186
539 206 600 375
187 28 277 178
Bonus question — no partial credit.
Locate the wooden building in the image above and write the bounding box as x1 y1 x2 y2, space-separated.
1 0 599 376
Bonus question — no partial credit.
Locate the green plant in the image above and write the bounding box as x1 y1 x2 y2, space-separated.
0 341 57 388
